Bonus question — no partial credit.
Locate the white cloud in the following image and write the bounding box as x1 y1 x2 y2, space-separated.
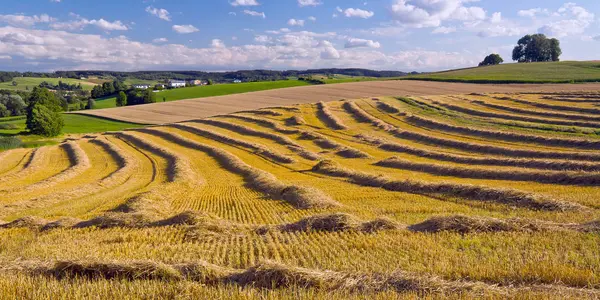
298 0 322 7
89 19 128 31
146 6 171 21
230 0 259 6
344 38 381 48
432 26 456 34
153 37 168 43
0 26 482 71
308 16 317 22
0 14 55 27
287 19 305 27
50 17 128 31
229 12 237 16
343 8 374 19
211 39 225 48
538 3 595 37
0 55 11 60
243 10 266 18
320 41 340 59
517 8 548 18
172 24 199 34
390 0 486 28
595 36 600 41
490 12 502 23
50 0 61 2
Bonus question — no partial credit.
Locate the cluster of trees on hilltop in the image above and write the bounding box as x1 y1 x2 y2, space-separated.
479 34 562 67
91 81 128 99
39 81 84 91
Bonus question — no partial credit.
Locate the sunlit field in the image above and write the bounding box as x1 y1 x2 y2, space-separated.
1 91 600 298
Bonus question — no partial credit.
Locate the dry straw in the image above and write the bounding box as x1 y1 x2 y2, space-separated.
358 134 600 172
312 160 582 211
316 101 347 130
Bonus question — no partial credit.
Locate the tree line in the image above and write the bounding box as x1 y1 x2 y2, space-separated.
0 69 412 84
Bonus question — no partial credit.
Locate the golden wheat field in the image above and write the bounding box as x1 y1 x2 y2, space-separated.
2 91 600 299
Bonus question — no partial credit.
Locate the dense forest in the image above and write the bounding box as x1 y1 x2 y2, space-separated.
0 69 413 83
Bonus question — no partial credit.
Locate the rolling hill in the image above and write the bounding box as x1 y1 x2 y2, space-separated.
409 61 600 83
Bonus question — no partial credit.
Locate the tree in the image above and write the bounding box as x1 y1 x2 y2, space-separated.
512 34 561 63
207 79 213 85
11 81 17 87
86 98 96 109
28 104 64 137
26 87 64 136
142 88 156 104
116 91 127 107
0 95 26 116
0 103 9 117
478 54 503 66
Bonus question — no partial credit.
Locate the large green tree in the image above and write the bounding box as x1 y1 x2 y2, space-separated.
512 34 561 63
26 87 64 136
116 91 127 107
479 54 504 66
141 88 156 104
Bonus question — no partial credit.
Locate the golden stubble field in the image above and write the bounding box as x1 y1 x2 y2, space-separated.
1 90 600 298
75 80 600 124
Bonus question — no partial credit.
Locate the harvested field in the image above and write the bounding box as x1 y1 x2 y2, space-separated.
2 91 600 298
74 80 600 124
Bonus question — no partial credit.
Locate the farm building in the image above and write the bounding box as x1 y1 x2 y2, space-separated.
132 84 151 89
169 80 186 88
191 79 207 86
233 79 242 83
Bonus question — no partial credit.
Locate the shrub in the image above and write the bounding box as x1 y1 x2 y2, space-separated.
0 136 23 150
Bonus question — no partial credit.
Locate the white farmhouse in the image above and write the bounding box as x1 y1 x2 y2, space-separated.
132 84 151 89
169 80 186 88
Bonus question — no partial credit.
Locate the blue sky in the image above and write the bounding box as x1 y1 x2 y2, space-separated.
0 0 598 72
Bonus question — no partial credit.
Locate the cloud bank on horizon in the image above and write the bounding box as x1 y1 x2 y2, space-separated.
0 0 598 72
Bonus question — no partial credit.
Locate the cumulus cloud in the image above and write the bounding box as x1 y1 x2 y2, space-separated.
146 6 171 21
298 0 322 7
517 8 549 18
343 8 374 19
287 19 305 27
50 17 128 31
172 24 199 34
390 0 486 28
538 3 595 37
0 25 479 71
308 16 317 22
153 37 168 43
211 39 225 48
243 10 266 18
344 38 380 48
230 0 259 6
0 14 55 27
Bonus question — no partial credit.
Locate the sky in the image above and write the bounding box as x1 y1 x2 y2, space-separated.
0 0 598 72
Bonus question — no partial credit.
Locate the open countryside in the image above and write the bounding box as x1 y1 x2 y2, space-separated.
1 0 600 299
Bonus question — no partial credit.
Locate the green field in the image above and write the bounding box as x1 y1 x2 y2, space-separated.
0 114 143 148
95 80 312 109
0 77 99 91
407 61 600 83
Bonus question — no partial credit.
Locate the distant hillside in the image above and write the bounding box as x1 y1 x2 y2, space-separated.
0 69 412 85
406 61 600 83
